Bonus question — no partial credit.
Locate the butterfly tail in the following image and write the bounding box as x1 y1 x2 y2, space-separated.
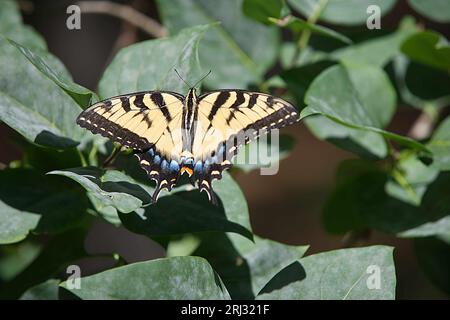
135 149 181 203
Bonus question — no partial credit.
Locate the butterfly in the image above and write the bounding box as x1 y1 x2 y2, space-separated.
76 76 299 205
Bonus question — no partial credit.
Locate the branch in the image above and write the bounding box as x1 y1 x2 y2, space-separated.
77 1 168 38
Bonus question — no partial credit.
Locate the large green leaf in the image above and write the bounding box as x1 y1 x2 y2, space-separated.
408 0 450 23
186 233 308 299
323 160 450 236
0 241 41 281
428 116 450 171
401 31 450 71
302 63 397 158
0 38 87 148
0 0 46 49
48 167 153 225
98 25 209 98
9 40 96 107
323 160 380 234
120 172 253 241
404 62 450 101
0 168 88 235
257 246 396 300
61 256 230 300
0 201 39 244
301 63 428 153
51 168 253 240
331 19 416 67
287 0 397 26
399 216 450 239
391 54 450 110
243 0 289 24
20 279 60 300
156 0 279 88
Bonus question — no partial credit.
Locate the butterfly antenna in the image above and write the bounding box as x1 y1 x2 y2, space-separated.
174 69 192 88
193 70 212 89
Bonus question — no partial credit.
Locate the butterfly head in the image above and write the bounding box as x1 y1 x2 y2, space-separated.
174 68 211 92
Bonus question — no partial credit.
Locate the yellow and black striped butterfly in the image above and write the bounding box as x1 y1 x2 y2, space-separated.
77 82 299 204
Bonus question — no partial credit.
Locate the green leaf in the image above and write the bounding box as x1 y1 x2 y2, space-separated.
0 37 87 148
120 172 253 241
0 0 46 49
332 21 417 67
187 233 308 299
408 0 450 23
0 241 41 281
22 144 84 173
401 31 450 71
0 228 87 299
287 0 397 26
0 168 88 235
280 60 334 106
48 167 153 225
243 0 288 24
386 154 439 205
323 160 381 234
156 0 279 88
271 16 352 44
8 40 96 107
98 25 209 98
0 201 39 244
390 54 450 110
20 279 60 300
399 216 450 239
323 161 450 235
301 63 428 153
61 256 231 300
415 237 450 295
301 63 396 157
257 246 396 300
428 116 450 171
306 117 388 158
404 62 450 100
280 43 329 69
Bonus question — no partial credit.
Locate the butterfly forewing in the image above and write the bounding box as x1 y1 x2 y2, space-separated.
195 90 299 161
77 91 184 154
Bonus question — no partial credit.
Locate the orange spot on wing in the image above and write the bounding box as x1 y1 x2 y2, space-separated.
180 166 193 177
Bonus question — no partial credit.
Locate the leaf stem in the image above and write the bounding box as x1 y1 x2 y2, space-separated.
78 149 88 167
391 168 420 205
102 145 122 168
77 1 168 38
290 0 329 67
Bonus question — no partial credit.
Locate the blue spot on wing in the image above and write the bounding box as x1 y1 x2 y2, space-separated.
169 160 180 172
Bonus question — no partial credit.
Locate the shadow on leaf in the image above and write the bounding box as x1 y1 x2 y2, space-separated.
120 191 253 241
